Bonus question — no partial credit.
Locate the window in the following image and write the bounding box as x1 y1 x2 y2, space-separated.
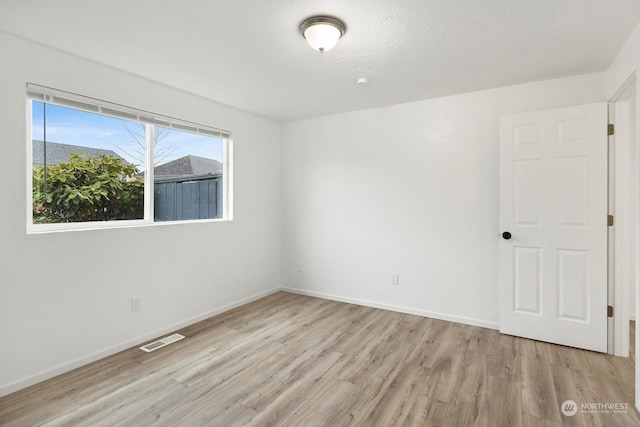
27 84 231 233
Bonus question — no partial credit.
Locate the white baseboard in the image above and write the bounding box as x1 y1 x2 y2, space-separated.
0 287 280 398
280 287 499 331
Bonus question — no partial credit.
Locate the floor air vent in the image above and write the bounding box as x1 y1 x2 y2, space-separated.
140 333 185 353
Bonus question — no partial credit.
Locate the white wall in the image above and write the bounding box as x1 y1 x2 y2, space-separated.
282 73 606 328
0 31 282 396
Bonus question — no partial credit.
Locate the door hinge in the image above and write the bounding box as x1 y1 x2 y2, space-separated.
608 305 614 318
608 215 614 226
608 124 615 136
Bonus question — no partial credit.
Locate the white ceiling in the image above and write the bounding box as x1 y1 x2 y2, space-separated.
1 0 639 122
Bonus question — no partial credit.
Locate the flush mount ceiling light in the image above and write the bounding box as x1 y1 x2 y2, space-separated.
299 16 346 53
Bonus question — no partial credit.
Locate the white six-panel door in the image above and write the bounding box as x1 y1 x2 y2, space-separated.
499 103 608 352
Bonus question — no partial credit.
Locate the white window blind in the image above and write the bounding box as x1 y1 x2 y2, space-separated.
26 83 230 139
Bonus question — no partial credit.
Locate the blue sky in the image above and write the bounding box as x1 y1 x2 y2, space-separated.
32 101 223 170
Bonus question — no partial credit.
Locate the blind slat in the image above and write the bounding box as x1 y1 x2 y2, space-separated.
99 107 138 121
139 116 171 127
199 128 226 138
172 123 198 133
52 97 100 113
26 83 230 139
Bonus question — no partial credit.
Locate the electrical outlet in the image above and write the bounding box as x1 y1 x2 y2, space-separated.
392 274 399 286
131 296 141 312
297 263 304 273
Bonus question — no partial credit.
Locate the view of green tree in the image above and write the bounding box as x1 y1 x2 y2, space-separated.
32 153 144 223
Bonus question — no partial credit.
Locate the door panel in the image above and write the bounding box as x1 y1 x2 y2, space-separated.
514 160 542 225
513 247 541 314
499 103 608 352
557 249 589 320
558 156 589 225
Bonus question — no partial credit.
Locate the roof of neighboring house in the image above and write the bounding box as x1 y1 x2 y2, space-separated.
32 140 127 165
153 155 222 178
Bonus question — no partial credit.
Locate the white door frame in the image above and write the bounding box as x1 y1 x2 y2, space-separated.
609 73 637 358
609 71 640 410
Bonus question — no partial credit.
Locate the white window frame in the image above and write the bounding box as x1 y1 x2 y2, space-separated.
26 83 233 234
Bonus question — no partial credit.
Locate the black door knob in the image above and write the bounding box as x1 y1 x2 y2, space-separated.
502 232 512 240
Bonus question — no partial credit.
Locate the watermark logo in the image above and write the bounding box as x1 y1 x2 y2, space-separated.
561 400 577 417
560 400 629 416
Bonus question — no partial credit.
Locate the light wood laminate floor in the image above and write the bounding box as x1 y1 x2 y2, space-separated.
0 292 638 426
